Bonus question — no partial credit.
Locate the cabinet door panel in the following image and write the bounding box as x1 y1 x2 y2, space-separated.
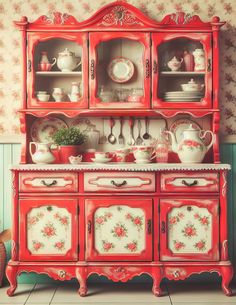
152 32 212 109
27 32 88 109
19 198 78 261
86 198 152 261
89 32 151 109
160 199 219 261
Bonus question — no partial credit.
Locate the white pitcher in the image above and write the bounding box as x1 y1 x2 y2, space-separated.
30 142 55 164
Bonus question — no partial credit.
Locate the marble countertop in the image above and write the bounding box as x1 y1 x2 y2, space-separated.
11 163 231 171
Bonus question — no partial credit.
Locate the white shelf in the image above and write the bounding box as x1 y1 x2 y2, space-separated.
36 71 82 76
160 71 205 76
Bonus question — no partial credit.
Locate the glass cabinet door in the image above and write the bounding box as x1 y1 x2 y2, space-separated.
85 198 153 261
89 32 151 109
152 33 212 109
19 198 78 261
27 33 88 109
160 199 219 261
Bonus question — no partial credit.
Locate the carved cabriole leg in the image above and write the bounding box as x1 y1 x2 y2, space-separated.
6 265 18 296
76 267 88 297
221 265 233 296
152 267 162 297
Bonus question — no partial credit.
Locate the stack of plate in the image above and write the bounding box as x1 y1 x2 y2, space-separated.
162 91 204 102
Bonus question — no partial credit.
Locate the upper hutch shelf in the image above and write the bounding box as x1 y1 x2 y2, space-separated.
14 1 225 112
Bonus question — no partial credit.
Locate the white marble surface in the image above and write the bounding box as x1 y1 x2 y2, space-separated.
10 163 231 171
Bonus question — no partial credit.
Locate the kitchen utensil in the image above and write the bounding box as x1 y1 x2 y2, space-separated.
99 119 107 144
107 57 134 83
167 56 183 71
107 117 116 144
118 117 125 145
143 117 150 140
135 119 143 145
29 142 55 164
54 48 81 72
127 117 135 146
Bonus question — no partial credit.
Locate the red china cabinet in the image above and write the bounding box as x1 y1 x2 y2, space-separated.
6 1 233 298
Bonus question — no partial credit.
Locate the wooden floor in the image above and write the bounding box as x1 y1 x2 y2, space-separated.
0 282 236 305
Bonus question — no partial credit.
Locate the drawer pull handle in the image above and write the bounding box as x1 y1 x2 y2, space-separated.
182 180 198 187
88 220 92 234
161 221 166 233
147 219 152 234
41 180 57 187
111 180 127 187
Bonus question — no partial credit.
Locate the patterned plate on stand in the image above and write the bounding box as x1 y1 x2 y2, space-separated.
107 57 134 83
31 117 68 143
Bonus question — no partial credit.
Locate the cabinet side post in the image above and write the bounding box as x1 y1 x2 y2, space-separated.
213 112 220 163
11 170 19 261
219 170 229 261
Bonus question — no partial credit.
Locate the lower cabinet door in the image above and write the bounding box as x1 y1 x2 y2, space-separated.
160 198 219 261
19 198 78 261
85 198 153 261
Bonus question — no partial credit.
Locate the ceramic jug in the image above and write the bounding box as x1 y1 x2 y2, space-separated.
54 48 81 72
193 48 205 71
29 142 55 164
68 82 80 102
166 124 214 163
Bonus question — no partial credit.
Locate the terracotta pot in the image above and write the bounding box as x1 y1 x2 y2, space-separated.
58 145 81 163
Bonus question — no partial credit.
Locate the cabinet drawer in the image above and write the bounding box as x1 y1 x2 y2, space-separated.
84 172 155 192
19 172 78 192
161 172 219 192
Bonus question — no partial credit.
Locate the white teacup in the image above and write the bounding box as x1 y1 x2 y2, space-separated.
37 93 50 102
131 146 156 162
69 155 83 164
94 151 110 160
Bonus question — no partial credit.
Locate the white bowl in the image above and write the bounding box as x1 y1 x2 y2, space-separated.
37 94 50 102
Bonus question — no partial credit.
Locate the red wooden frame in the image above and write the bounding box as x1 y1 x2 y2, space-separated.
152 32 212 109
27 32 88 109
159 198 219 261
89 32 151 109
85 197 153 261
19 198 78 261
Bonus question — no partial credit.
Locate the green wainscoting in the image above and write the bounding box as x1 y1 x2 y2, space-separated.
0 143 235 284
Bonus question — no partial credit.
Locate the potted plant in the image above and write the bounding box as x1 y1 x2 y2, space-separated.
52 126 87 163
0 229 11 287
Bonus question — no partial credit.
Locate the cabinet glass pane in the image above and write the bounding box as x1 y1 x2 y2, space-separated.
168 205 212 254
96 39 144 103
27 205 72 255
94 205 145 254
34 38 83 102
158 38 205 103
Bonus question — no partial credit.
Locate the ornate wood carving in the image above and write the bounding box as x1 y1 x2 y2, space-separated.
98 6 143 27
35 12 78 25
161 12 208 26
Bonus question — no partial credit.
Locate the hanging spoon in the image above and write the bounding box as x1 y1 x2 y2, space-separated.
143 117 150 140
99 118 107 144
108 117 116 144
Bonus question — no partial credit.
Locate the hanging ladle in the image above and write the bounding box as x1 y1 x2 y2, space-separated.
108 117 117 144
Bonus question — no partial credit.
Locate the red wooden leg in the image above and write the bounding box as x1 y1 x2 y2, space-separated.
6 265 18 296
221 265 233 296
76 268 88 297
152 268 162 297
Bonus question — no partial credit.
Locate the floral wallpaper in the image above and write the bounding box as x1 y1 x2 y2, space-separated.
0 0 235 142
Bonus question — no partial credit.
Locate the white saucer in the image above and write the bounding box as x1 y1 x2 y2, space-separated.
91 157 112 164
134 159 151 164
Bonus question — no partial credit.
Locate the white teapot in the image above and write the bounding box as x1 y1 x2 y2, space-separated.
54 48 81 72
167 56 183 71
166 124 214 163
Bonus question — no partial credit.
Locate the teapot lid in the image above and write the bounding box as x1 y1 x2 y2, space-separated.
184 124 198 131
170 56 179 62
188 78 196 84
59 48 74 55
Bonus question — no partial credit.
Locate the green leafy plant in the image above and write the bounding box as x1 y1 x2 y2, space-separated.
52 127 87 146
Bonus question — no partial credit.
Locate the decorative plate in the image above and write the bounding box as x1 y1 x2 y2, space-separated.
31 117 68 143
169 119 201 142
107 58 134 83
70 118 92 132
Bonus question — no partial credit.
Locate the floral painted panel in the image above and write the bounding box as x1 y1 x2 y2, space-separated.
27 205 72 255
168 205 212 254
94 205 145 254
